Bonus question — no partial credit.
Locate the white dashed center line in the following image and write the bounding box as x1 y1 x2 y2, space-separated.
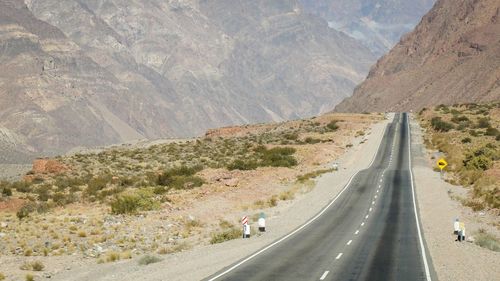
365 215 369 219
361 222 365 226
335 253 343 260
320 271 329 280
355 230 359 235
347 240 352 246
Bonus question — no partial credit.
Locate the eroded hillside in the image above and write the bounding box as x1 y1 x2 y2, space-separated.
0 0 375 156
335 0 500 113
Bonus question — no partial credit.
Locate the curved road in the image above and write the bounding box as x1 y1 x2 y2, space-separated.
206 113 434 281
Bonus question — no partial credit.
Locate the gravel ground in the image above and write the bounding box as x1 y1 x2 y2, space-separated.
410 116 500 281
46 117 393 281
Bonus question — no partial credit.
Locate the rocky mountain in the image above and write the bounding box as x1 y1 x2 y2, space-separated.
335 0 500 113
0 0 375 159
299 0 435 55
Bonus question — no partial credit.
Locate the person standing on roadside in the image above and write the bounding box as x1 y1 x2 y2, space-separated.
458 221 465 242
454 218 460 236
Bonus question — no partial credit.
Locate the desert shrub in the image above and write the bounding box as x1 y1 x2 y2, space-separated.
0 182 12 197
260 147 297 167
464 155 492 171
462 198 486 211
304 137 321 144
12 181 33 193
110 189 160 214
84 174 112 199
283 132 299 141
463 146 497 171
476 118 491 128
0 273 4 280
16 202 37 220
110 194 140 214
25 274 34 281
296 169 334 182
279 190 295 201
156 165 204 189
20 261 44 271
461 137 472 144
138 255 162 265
268 195 278 207
469 129 481 137
35 184 52 202
227 159 259 170
52 192 76 206
210 228 241 244
451 115 469 123
431 117 454 132
105 251 121 262
475 232 500 252
326 121 339 131
485 127 499 136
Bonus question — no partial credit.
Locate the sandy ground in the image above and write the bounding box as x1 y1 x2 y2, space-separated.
40 117 393 281
410 115 500 281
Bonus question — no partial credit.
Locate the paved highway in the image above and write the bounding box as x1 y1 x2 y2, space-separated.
206 113 434 281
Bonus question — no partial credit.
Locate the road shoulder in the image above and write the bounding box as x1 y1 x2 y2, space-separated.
410 115 500 281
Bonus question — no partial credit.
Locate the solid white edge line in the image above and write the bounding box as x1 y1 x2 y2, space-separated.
207 119 391 280
320 270 329 280
406 113 432 281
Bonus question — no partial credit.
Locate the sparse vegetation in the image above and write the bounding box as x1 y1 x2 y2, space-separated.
20 261 44 271
138 255 162 265
420 102 500 211
0 112 380 276
210 221 241 244
296 168 334 183
474 230 500 252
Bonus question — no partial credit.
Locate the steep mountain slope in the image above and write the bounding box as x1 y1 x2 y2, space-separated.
0 0 375 157
0 0 147 157
335 0 500 113
299 0 435 55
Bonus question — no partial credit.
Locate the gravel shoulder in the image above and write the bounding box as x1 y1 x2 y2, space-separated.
410 115 500 281
47 117 393 281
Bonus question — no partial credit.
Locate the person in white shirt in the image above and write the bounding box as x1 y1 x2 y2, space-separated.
454 218 460 236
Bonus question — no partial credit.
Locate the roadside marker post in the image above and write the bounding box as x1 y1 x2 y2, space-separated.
242 216 250 238
258 212 266 232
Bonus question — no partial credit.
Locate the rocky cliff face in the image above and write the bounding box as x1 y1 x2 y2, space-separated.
335 0 500 113
0 0 375 158
299 0 435 56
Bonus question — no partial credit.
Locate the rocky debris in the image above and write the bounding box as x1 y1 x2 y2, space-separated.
223 178 239 187
31 159 68 174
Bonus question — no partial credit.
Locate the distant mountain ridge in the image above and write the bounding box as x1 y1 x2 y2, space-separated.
0 0 375 158
335 0 500 113
299 0 435 56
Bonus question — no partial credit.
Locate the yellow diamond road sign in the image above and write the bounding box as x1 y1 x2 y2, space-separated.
437 158 448 170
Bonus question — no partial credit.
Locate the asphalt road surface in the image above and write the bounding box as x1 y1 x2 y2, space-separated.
206 113 434 281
